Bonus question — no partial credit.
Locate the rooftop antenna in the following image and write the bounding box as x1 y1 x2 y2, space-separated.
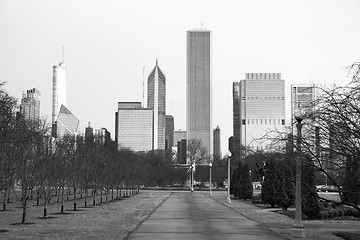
142 65 145 107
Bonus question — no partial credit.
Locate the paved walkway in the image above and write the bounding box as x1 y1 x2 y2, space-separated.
126 192 286 240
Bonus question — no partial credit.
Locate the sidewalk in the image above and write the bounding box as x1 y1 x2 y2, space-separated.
210 192 360 240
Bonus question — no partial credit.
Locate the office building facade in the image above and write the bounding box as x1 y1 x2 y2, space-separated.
186 29 212 157
213 125 221 160
233 73 285 151
165 115 174 150
20 88 41 121
147 60 166 150
117 102 153 152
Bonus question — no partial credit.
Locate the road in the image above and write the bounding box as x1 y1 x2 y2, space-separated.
126 192 286 240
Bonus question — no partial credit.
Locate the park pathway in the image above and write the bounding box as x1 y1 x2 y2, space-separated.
126 192 286 240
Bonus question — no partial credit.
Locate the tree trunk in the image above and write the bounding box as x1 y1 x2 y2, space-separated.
61 187 64 214
3 187 7 211
36 191 40 206
105 189 108 203
43 195 47 218
112 188 114 201
73 185 77 211
84 187 87 208
93 189 96 206
100 189 103 204
21 186 28 224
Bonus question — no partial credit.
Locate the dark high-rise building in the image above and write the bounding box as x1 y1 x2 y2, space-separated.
85 122 94 145
148 59 166 150
213 125 221 160
177 139 187 164
233 82 241 160
165 115 174 150
186 29 212 158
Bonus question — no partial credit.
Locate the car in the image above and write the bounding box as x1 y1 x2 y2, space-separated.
316 185 338 192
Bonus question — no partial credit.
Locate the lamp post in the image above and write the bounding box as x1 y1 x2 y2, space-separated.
191 163 195 192
227 155 231 203
209 162 212 196
294 111 304 228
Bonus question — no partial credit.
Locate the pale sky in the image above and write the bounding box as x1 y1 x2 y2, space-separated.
1 0 359 155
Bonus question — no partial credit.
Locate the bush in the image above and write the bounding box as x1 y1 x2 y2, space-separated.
261 158 277 207
319 210 329 219
273 159 294 210
342 156 360 206
301 160 320 219
234 162 253 200
252 194 262 204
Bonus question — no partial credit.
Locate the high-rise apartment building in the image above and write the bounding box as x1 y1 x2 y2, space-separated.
52 62 66 124
20 88 41 121
117 102 153 152
291 84 315 123
186 29 212 157
147 60 166 150
213 125 221 160
165 115 174 150
233 73 285 152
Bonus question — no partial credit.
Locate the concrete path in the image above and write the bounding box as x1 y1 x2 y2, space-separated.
126 192 286 240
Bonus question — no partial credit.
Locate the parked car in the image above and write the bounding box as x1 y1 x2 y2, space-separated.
316 185 338 192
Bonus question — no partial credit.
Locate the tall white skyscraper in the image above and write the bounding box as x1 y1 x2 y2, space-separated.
52 61 66 125
147 60 166 150
234 73 285 151
186 29 213 157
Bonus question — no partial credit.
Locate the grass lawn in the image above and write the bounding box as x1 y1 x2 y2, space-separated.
0 190 170 239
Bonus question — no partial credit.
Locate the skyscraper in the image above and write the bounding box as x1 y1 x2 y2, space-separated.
233 73 285 152
165 115 174 150
20 88 40 121
52 61 66 125
291 84 315 123
186 29 212 157
147 60 166 150
56 104 79 138
213 125 221 160
117 102 153 152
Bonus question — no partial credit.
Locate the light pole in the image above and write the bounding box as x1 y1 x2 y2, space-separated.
191 163 195 192
294 111 304 228
209 162 212 196
227 155 231 203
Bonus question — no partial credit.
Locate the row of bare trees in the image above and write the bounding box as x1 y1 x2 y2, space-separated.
0 82 161 223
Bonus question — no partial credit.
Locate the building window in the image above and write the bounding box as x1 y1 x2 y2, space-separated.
242 119 246 125
282 119 285 125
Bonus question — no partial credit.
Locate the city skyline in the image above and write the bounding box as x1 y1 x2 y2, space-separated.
1 0 360 155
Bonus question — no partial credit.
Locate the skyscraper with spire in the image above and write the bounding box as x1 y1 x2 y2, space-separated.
147 59 166 150
186 29 213 157
52 52 66 137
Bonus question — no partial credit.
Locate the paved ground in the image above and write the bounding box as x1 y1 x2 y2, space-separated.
126 192 286 240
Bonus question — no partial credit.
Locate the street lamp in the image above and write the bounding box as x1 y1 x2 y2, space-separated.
191 163 195 192
227 154 231 203
209 162 212 196
293 109 305 228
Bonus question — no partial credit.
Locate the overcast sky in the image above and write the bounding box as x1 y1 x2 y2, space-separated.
1 0 359 155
